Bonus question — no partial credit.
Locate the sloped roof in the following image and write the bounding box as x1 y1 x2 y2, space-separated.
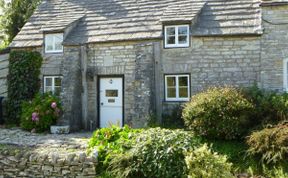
10 0 262 48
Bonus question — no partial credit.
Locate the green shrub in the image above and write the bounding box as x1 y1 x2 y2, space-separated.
246 122 288 165
162 104 185 128
108 128 201 178
6 50 43 124
185 144 234 178
242 86 288 126
183 87 254 140
148 105 185 129
88 125 142 173
20 93 62 133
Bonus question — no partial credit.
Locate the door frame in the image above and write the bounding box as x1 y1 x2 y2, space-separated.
97 75 125 128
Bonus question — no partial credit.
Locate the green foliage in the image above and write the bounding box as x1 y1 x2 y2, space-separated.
0 0 40 46
246 122 288 165
148 105 185 129
88 125 142 173
242 85 288 126
6 50 43 124
108 128 201 178
162 104 185 128
183 87 255 140
20 93 62 133
185 144 234 178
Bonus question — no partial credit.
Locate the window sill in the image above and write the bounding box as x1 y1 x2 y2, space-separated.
164 45 190 49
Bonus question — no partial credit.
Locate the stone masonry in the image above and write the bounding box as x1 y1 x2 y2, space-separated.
260 4 288 91
0 128 96 178
86 42 155 129
5 1 288 130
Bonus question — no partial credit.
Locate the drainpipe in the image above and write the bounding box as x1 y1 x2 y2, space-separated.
153 42 163 123
80 45 89 130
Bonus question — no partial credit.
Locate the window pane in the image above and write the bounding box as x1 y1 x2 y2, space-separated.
167 77 176 87
167 36 176 45
178 26 188 35
54 87 62 96
167 88 176 98
179 87 188 98
55 78 62 87
178 36 188 44
179 76 188 87
106 90 118 97
45 78 52 86
166 27 175 36
45 86 53 93
45 36 53 51
54 34 63 51
168 36 177 44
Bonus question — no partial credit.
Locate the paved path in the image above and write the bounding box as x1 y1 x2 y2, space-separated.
0 128 92 150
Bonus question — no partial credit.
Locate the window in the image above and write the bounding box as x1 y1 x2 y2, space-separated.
165 75 190 101
164 25 190 48
284 59 288 92
44 76 62 96
45 33 63 53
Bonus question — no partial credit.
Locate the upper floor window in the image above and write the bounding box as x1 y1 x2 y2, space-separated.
44 76 62 96
164 25 190 48
284 59 288 92
45 33 63 53
165 74 190 101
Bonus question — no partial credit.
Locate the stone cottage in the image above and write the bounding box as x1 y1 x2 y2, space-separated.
9 0 288 131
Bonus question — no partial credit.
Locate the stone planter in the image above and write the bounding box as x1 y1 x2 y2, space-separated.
50 125 70 134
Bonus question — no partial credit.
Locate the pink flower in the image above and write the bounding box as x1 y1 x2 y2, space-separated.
31 112 39 122
51 102 57 109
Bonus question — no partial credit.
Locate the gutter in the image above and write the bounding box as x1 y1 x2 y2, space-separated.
261 1 288 6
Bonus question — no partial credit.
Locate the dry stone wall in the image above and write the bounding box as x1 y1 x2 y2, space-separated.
0 149 96 178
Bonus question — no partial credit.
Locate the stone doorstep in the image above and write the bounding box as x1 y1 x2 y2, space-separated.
50 126 70 134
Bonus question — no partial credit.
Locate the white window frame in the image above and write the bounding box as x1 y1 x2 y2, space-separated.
44 33 64 53
284 58 288 92
44 76 62 95
164 25 190 48
165 74 190 102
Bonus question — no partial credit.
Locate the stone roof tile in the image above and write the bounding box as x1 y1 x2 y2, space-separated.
10 0 262 48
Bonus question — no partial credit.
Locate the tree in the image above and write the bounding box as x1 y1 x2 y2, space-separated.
0 0 40 47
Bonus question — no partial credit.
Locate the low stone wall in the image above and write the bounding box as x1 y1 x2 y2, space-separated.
0 145 97 178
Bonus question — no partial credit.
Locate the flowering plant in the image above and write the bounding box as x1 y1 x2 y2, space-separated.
20 92 62 133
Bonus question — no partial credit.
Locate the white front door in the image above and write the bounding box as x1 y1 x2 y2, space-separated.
100 77 123 128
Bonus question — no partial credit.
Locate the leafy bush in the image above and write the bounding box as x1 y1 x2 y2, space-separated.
183 87 254 140
108 128 201 178
185 144 234 178
20 93 62 133
162 104 185 128
246 122 288 165
242 86 288 126
148 105 185 129
88 125 142 173
6 50 42 124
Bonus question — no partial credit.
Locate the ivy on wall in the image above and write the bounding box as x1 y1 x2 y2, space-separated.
6 50 42 124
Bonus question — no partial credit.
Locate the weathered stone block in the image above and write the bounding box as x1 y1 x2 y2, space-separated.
50 126 70 134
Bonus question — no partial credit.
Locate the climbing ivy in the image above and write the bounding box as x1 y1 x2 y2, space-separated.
6 50 42 124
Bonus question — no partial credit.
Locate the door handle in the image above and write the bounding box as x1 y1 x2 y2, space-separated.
101 103 104 106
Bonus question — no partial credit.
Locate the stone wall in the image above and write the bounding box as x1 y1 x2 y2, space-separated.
260 4 288 91
0 53 8 97
33 46 83 131
0 145 96 178
86 42 155 129
159 36 261 113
